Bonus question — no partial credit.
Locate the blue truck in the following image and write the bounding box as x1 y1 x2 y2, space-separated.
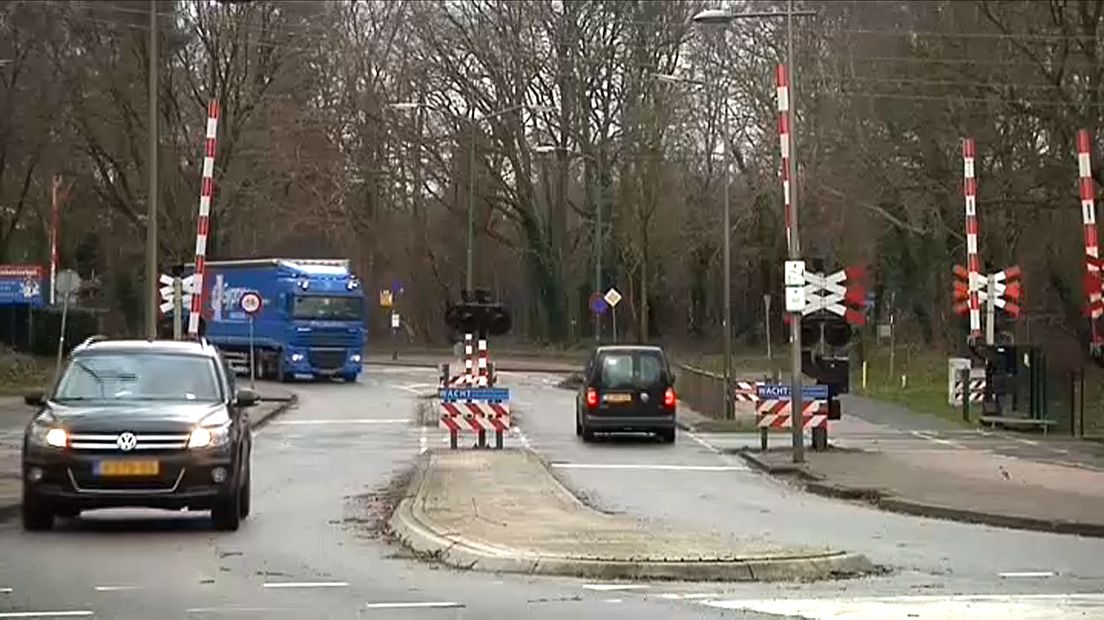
177 258 366 382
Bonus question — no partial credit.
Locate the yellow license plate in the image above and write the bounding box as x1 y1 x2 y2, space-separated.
96 460 160 477
604 393 632 404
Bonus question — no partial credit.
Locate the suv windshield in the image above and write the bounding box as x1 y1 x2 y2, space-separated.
596 350 668 389
292 295 362 321
54 353 221 403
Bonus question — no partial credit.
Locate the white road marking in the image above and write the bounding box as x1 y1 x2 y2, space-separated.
909 430 963 448
394 383 436 394
263 581 348 589
268 419 408 426
94 585 140 592
701 593 1104 618
0 588 10 594
553 463 747 472
603 598 624 604
1000 571 1056 578
658 593 718 600
419 427 428 454
363 602 464 609
582 584 650 591
0 608 94 613
185 607 295 615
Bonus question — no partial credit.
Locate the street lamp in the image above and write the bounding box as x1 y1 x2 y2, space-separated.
653 71 734 420
146 0 158 340
692 1 814 463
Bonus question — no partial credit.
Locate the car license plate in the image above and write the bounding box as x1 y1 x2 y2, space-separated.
95 460 160 477
604 393 632 404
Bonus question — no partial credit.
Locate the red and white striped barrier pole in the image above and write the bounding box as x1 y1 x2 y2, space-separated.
49 175 61 306
463 333 474 384
477 337 488 386
188 99 220 339
776 64 793 249
962 138 982 342
1078 130 1103 345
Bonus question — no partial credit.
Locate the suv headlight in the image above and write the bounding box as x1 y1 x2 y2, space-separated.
28 415 67 448
188 409 232 449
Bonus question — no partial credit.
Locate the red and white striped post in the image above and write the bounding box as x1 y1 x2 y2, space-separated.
49 175 61 306
188 99 220 339
463 333 474 384
776 64 793 249
476 338 488 386
962 138 982 341
1078 130 1102 345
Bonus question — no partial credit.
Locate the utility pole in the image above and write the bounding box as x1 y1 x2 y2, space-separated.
146 0 159 340
784 0 804 464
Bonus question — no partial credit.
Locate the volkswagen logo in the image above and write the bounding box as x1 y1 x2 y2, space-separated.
116 432 138 452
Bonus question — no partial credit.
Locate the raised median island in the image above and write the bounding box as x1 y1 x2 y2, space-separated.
389 449 874 581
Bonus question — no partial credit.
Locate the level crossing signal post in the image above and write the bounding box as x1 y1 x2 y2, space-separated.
440 289 513 450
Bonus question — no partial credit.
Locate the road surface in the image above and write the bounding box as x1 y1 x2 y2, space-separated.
0 366 1102 618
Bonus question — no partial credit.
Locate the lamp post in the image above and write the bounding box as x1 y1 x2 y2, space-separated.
692 1 815 460
146 0 159 340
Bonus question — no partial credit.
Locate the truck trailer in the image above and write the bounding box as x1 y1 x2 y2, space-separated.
175 258 366 382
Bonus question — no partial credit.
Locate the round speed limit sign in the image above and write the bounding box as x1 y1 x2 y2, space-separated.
240 291 263 316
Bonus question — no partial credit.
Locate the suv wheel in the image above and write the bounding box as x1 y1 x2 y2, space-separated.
581 425 595 443
660 429 676 444
212 477 242 531
238 455 251 520
21 483 54 531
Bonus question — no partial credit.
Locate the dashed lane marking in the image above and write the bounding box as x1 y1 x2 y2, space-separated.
700 593 1104 618
999 571 1056 578
582 584 650 592
511 427 533 450
909 430 963 448
267 419 408 426
0 608 94 613
363 602 465 609
262 581 348 589
185 607 296 615
552 463 748 472
419 427 428 455
0 588 10 594
94 585 140 592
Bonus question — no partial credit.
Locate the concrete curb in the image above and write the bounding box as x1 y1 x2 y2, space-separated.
733 449 1104 538
0 393 299 523
388 453 874 581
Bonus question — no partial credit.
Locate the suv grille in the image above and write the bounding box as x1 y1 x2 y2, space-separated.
67 467 186 494
69 433 190 452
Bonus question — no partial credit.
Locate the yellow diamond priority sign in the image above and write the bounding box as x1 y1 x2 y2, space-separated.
379 289 393 308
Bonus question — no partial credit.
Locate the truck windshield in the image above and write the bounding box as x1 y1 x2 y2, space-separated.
292 295 362 321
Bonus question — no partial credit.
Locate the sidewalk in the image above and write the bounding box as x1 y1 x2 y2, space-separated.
0 385 297 523
389 449 872 581
736 395 1104 537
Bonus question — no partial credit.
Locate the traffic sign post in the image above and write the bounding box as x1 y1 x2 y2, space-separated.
390 311 400 361
54 269 81 381
604 287 622 342
240 291 263 390
158 273 197 341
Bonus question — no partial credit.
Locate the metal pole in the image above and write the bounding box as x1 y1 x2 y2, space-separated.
249 316 256 390
55 291 70 380
172 277 182 340
985 273 996 345
764 294 772 361
466 110 476 292
146 0 159 340
595 161 603 343
960 367 970 422
612 305 618 342
786 0 804 464
723 99 733 421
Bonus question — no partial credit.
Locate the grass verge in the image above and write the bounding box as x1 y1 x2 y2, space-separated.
0 348 50 397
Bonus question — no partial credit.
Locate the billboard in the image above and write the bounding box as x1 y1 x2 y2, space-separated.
0 264 46 308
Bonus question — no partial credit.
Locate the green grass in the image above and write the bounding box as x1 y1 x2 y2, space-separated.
0 348 51 396
855 345 970 426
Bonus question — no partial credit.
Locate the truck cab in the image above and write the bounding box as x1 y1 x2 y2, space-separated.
178 258 366 382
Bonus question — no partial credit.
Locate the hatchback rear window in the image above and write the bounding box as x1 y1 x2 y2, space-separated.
597 351 668 389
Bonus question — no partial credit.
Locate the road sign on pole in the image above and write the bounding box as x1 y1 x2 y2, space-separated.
604 287 622 342
240 291 262 389
379 289 393 308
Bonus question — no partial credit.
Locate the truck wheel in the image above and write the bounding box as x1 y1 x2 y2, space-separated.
275 353 286 383
342 373 358 383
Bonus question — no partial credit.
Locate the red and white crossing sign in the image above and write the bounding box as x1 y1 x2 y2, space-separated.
798 265 868 326
953 264 1022 318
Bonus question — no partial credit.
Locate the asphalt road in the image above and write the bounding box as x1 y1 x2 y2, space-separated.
1 366 1102 618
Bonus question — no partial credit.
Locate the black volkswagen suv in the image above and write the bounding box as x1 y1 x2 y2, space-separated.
21 337 256 531
576 345 678 443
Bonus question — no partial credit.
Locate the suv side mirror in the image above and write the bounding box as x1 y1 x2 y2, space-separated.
235 388 260 407
23 391 45 407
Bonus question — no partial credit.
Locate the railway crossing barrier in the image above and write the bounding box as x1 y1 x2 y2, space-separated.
755 383 831 451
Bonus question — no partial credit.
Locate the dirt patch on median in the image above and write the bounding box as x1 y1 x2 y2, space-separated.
345 463 416 541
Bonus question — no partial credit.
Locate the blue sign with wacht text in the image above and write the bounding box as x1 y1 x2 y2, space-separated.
756 384 830 401
439 387 510 403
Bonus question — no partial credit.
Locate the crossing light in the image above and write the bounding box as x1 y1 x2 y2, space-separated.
445 289 512 336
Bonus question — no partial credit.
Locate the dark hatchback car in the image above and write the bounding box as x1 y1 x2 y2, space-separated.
21 338 256 531
575 345 677 443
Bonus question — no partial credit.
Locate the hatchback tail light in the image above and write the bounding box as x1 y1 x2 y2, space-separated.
663 387 677 409
585 388 599 409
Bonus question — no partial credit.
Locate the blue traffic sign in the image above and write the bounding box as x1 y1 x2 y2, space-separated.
589 292 609 315
439 387 510 403
756 384 830 401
